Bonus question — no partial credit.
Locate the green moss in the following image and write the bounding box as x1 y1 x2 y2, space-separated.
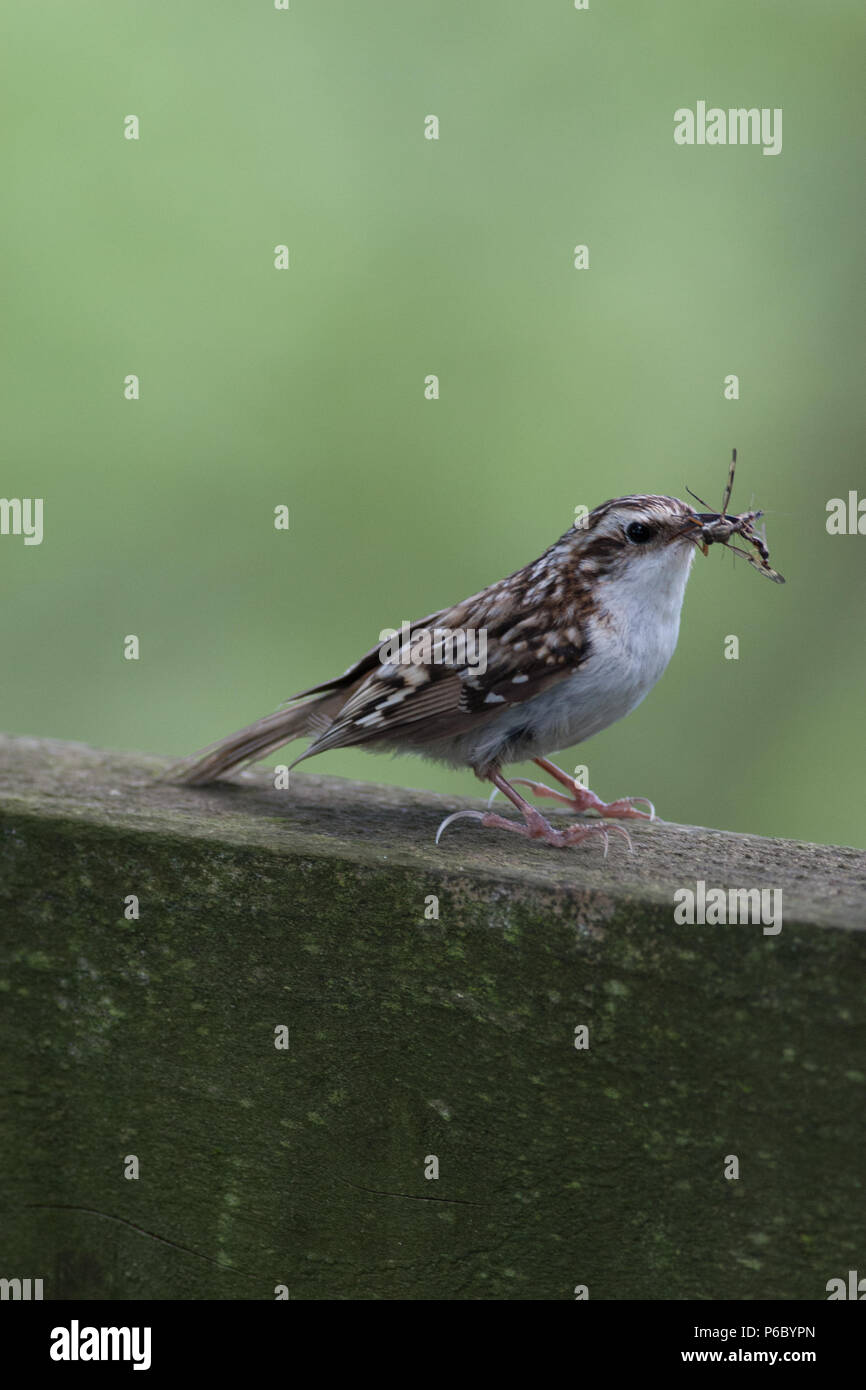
1 736 865 1299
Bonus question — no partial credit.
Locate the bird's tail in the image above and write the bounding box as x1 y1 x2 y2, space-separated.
169 693 339 786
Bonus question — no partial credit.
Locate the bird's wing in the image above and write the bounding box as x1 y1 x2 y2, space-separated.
292 582 592 761
283 607 452 702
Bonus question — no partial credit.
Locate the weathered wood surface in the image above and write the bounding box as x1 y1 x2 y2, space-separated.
1 734 864 1300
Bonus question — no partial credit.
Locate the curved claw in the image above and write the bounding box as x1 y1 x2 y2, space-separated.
606 796 656 822
606 823 635 854
435 809 486 845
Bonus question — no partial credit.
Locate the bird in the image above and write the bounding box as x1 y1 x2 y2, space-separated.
173 469 782 851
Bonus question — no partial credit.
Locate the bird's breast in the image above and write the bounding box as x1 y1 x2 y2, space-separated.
528 598 683 750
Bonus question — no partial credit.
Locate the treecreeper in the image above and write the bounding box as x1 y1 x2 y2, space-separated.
174 451 783 851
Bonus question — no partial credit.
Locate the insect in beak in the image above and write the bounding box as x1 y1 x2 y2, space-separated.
683 450 785 583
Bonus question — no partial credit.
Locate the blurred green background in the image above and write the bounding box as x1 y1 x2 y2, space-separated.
3 1 864 847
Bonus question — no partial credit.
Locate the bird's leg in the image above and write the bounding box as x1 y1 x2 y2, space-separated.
436 770 631 852
495 756 655 821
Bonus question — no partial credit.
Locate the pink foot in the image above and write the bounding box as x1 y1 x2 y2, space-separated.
436 806 631 854
504 778 655 822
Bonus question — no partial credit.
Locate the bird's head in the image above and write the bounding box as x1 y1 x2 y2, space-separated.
570 481 784 588
572 494 704 587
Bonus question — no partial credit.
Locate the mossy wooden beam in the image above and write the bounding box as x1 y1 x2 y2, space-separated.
1 733 864 1300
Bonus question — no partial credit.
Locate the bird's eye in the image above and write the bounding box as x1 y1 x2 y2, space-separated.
626 520 654 544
